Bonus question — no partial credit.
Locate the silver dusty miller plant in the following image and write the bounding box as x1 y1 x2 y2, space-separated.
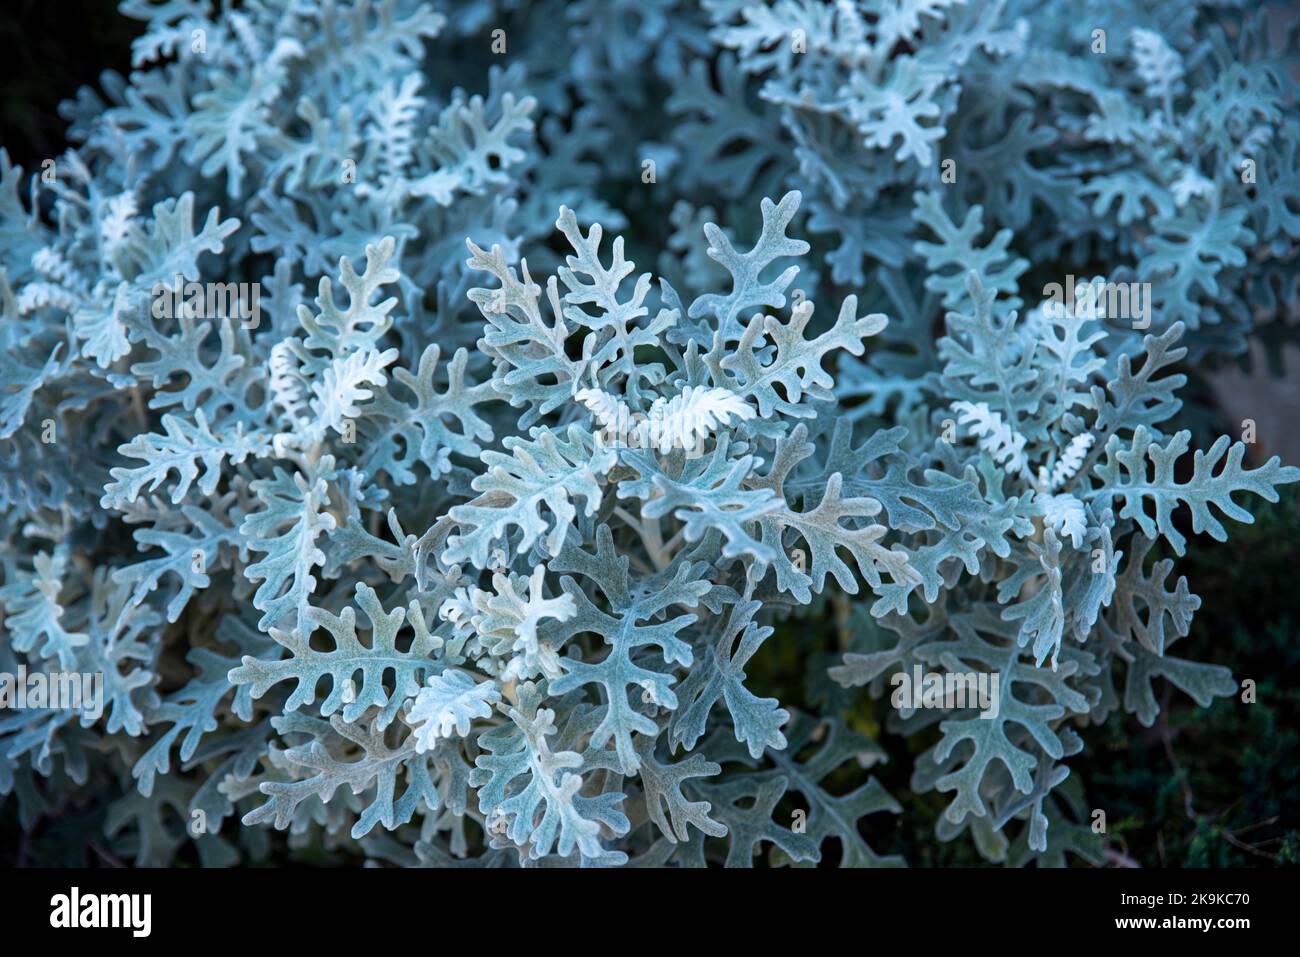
1 0 1297 868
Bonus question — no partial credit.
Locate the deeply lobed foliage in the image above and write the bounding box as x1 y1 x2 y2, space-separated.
1 0 1297 867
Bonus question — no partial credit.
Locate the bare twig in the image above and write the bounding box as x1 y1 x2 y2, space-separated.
1157 712 1196 820
1220 829 1279 862
1105 847 1141 868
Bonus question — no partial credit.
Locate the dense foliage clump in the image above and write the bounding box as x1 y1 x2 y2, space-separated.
1 0 1297 867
